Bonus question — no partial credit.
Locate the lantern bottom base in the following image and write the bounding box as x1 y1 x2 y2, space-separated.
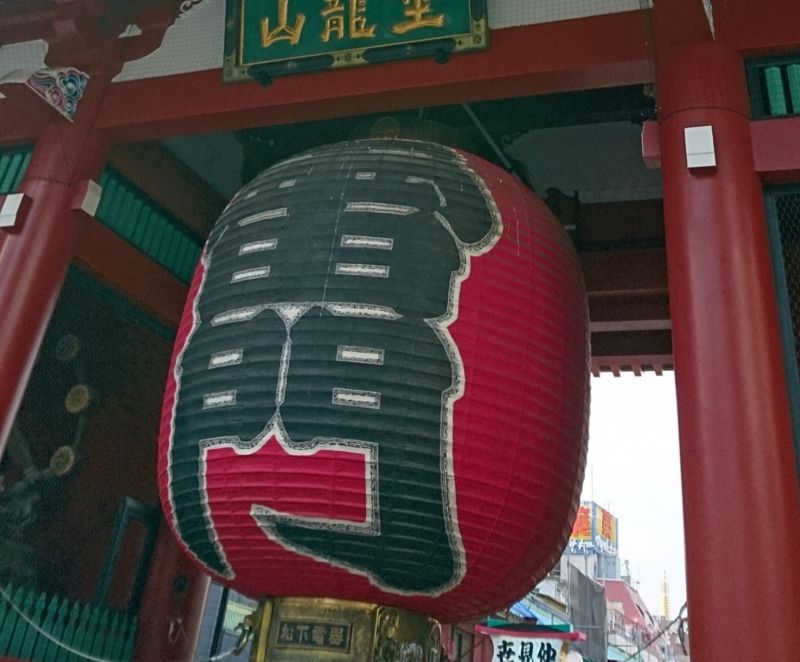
246 596 441 662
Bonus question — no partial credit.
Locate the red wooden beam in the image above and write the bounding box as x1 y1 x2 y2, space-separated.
96 12 653 142
588 291 670 325
751 116 800 183
107 142 226 237
73 219 187 327
591 355 673 377
651 0 714 51
578 199 665 247
0 86 62 147
580 248 668 295
712 0 800 54
591 327 671 353
581 248 672 373
0 1 58 45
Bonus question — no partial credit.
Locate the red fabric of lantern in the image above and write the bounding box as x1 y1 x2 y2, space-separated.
158 140 589 622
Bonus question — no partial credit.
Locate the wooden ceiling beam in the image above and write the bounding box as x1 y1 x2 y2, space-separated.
73 218 186 328
107 141 226 238
651 0 714 51
588 291 670 323
581 248 668 295
591 329 674 376
591 355 673 377
580 248 673 373
95 12 653 142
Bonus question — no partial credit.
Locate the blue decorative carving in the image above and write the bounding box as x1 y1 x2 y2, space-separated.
25 68 89 121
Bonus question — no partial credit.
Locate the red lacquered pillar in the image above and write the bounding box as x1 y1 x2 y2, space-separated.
134 523 211 662
659 43 800 658
0 81 109 456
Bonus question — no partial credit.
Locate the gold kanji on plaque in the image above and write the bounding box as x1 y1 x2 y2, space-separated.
328 627 345 646
320 0 345 41
321 0 375 42
350 0 376 38
261 0 306 47
392 0 444 34
311 625 327 646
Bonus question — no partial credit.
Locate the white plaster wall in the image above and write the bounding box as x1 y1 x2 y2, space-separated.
489 0 648 29
0 40 48 97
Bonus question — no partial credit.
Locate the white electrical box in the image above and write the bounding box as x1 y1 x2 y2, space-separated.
684 125 716 169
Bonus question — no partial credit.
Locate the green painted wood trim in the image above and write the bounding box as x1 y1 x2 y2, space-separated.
749 56 800 118
6 587 35 657
31 595 60 662
764 66 788 116
42 598 68 662
0 584 20 652
0 148 203 284
95 168 204 284
121 617 138 661
0 583 139 662
788 65 800 114
0 148 32 194
18 591 46 660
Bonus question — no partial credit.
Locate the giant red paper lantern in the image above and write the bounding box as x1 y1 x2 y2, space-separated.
158 139 589 622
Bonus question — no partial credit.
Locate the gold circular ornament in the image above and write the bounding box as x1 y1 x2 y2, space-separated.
50 446 76 476
65 384 91 413
370 117 402 139
55 334 80 362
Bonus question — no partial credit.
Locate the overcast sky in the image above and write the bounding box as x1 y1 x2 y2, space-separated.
581 372 687 619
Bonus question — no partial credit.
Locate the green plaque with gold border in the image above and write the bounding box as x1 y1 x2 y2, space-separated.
224 0 488 83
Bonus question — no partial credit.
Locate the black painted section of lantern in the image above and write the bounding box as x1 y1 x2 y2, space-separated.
169 140 496 591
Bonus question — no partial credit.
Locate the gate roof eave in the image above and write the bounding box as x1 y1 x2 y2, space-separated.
94 11 653 143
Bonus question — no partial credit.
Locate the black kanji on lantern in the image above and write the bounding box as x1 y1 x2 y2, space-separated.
166 140 501 593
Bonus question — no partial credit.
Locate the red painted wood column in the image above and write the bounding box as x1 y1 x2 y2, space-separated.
0 80 109 457
134 522 211 662
0 104 212 662
659 42 800 659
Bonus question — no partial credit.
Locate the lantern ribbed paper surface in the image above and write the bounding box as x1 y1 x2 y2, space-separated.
158 140 589 622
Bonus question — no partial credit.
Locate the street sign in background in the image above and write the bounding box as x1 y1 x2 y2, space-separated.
489 636 568 662
224 0 488 82
568 502 619 555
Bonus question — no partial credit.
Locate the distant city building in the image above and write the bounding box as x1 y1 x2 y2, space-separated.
557 503 681 661
601 580 673 661
668 627 690 662
563 502 621 581
660 572 671 620
513 562 607 662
